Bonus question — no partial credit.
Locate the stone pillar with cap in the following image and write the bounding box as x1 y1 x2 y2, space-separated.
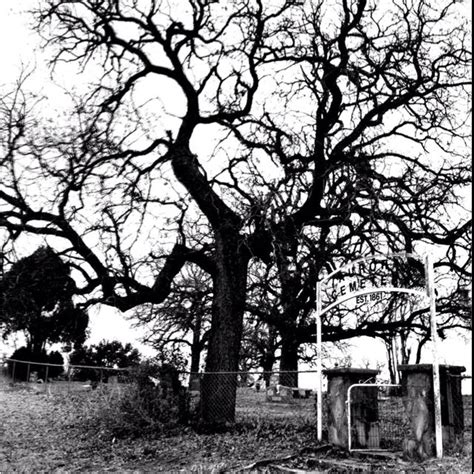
399 364 466 459
323 367 379 448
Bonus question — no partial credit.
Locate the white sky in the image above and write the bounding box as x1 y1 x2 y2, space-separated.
0 2 471 391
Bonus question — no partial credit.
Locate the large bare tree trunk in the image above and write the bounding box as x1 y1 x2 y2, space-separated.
200 232 248 427
279 335 299 387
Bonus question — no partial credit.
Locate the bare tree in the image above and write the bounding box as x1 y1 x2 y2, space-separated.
136 264 212 376
221 0 471 382
0 0 470 426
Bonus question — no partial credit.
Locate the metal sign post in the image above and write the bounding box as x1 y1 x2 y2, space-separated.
316 282 322 442
426 255 443 458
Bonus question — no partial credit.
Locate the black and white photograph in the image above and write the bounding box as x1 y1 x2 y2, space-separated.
0 0 471 471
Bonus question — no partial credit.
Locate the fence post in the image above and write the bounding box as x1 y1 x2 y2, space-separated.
67 365 71 393
26 362 31 383
45 365 49 392
12 361 16 384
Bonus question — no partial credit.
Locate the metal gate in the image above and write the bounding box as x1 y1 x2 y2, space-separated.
347 383 404 452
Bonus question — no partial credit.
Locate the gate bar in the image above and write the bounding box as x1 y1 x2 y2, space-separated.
347 383 401 452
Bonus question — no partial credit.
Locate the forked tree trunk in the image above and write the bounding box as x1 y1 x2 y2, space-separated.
170 146 250 427
199 232 248 427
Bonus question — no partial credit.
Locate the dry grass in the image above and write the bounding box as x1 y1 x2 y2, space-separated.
0 378 471 472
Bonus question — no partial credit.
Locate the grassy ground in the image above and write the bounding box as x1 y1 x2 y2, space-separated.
0 379 471 472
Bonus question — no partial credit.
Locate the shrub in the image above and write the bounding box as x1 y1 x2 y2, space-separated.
7 347 64 381
132 362 188 421
77 361 189 438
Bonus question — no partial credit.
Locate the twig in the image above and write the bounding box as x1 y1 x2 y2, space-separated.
233 444 332 472
234 453 297 472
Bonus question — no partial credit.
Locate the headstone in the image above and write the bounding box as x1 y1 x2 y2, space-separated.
29 371 38 383
278 385 295 402
108 375 118 385
266 384 293 403
269 373 279 387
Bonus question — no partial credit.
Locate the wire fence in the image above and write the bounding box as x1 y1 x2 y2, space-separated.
2 357 132 392
1 358 471 450
1 359 324 426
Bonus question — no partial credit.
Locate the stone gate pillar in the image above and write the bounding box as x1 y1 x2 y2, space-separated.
399 364 466 459
323 367 379 449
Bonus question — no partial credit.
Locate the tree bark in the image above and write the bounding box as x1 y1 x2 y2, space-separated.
170 145 251 426
189 313 202 389
262 364 274 388
261 329 277 388
199 230 249 427
279 334 299 387
190 312 202 373
384 338 397 384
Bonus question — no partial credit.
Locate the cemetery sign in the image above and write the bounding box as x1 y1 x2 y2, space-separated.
313 252 443 458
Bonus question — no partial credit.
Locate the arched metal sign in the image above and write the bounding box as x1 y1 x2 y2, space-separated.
314 252 442 458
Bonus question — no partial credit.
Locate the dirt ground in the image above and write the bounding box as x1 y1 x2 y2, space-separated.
0 378 471 472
